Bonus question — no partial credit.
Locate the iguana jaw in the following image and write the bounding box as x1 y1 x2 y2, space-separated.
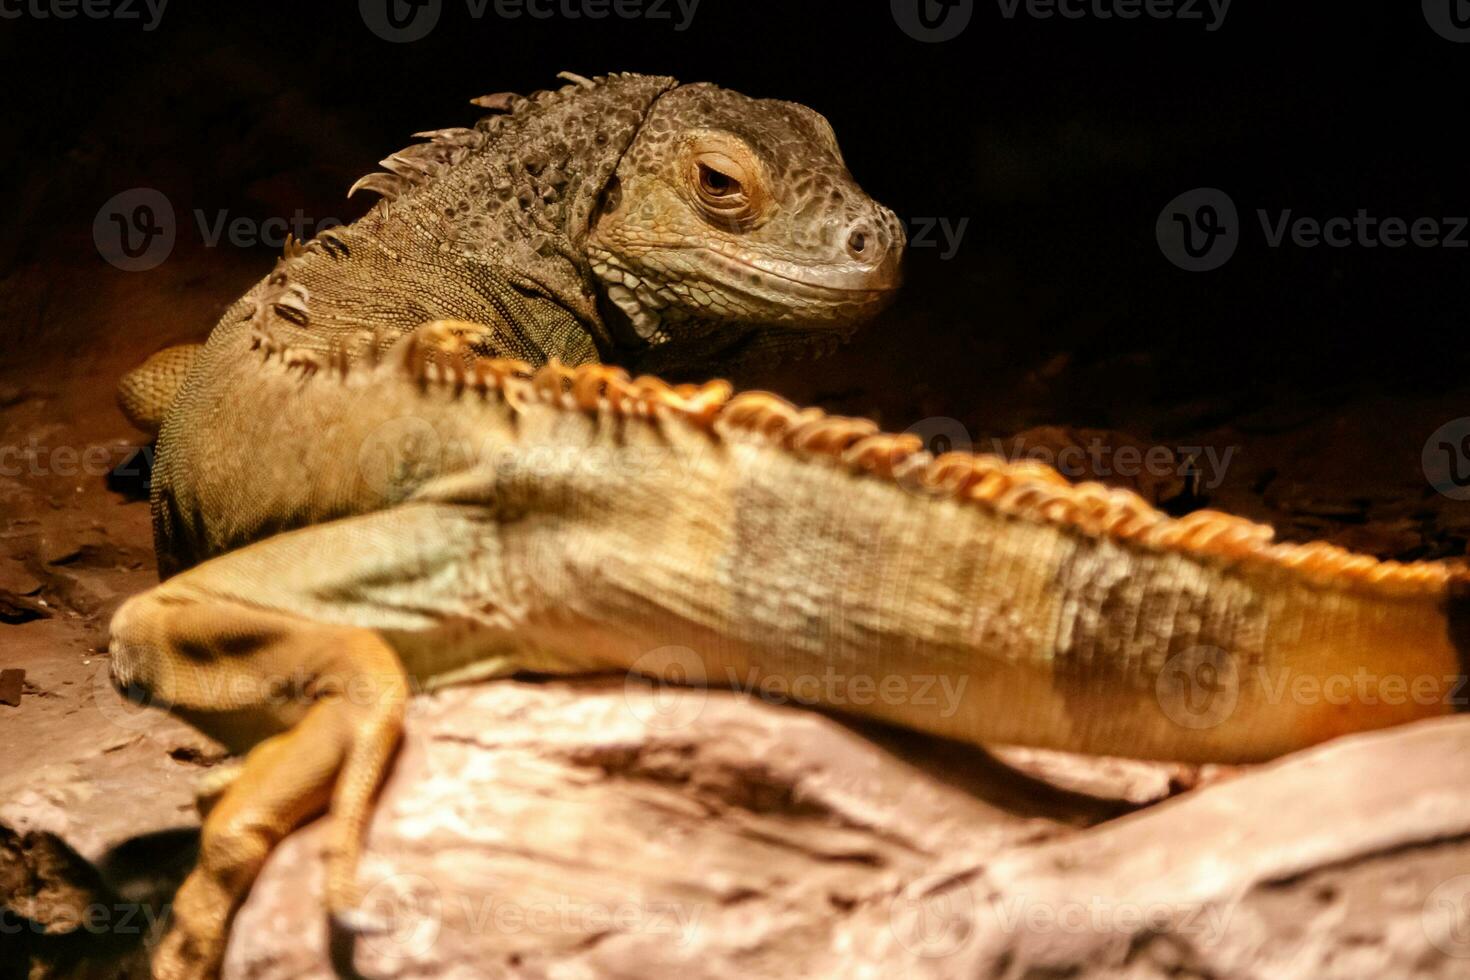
587 238 901 344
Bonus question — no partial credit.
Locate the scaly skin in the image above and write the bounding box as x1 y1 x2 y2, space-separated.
111 324 1469 978
128 72 902 576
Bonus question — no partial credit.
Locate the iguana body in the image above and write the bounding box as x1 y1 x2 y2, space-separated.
113 336 1470 977
107 74 1467 979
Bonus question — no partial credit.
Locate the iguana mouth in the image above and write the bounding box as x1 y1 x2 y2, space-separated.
696 246 903 297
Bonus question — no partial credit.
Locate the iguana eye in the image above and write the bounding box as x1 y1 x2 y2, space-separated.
698 163 740 199
691 151 752 216
684 139 766 228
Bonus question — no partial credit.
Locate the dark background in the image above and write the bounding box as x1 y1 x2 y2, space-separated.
1 8 1469 972
5 2 1466 383
1 0 1467 548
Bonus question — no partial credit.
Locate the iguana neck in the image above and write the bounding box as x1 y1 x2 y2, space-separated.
345 71 680 356
607 306 853 383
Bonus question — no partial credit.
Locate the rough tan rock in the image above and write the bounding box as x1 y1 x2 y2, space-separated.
224 679 1087 979
223 685 1470 979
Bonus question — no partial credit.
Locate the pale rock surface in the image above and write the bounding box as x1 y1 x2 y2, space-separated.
223 680 1470 979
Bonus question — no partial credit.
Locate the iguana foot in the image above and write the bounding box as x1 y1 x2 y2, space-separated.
110 590 408 979
110 502 577 977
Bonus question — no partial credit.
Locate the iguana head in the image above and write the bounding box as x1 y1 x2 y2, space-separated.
586 82 905 358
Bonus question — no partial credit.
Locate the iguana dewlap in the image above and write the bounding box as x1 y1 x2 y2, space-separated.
106 73 1468 980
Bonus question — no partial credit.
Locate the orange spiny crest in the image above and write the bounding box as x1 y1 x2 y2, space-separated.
841 433 926 479
570 364 633 410
398 353 1457 595
670 379 735 426
719 392 806 439
531 360 578 400
472 358 532 389
626 375 676 414
788 415 879 455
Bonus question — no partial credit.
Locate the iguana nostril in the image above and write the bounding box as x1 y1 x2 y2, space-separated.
847 226 870 259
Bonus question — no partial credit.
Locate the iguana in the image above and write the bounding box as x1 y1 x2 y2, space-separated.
114 70 904 977
109 74 1469 980
119 70 904 575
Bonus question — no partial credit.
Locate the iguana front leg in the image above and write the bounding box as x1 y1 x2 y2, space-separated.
110 500 589 978
111 594 409 979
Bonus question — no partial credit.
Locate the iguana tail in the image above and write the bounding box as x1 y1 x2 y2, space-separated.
117 343 201 437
